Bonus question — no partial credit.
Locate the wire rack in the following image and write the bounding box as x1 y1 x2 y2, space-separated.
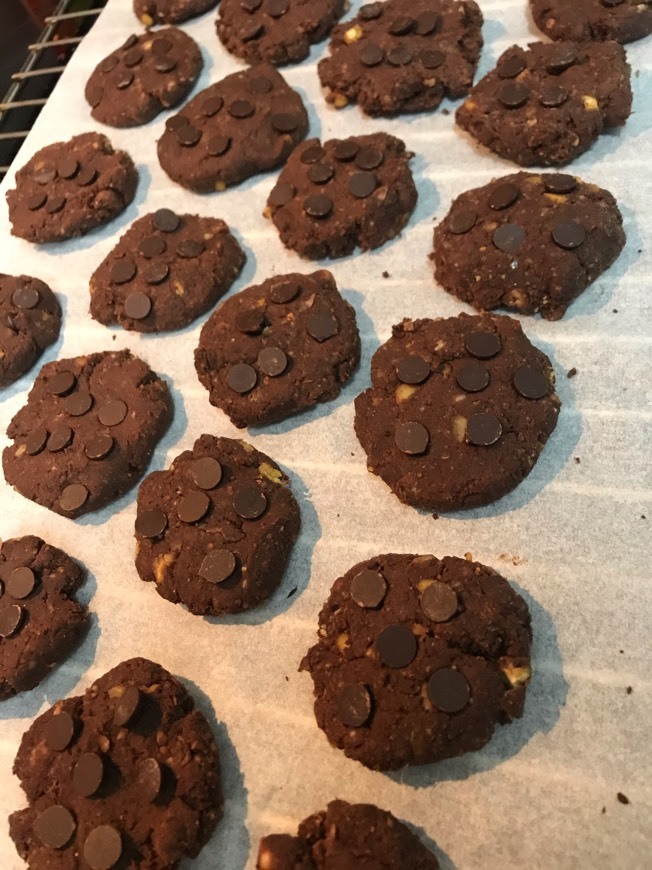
0 0 108 181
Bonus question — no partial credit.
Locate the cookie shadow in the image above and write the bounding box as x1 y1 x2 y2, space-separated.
178 678 250 870
292 85 322 141
478 17 510 73
384 583 568 788
402 820 457 870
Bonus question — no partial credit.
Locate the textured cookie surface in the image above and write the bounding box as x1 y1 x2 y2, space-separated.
354 313 560 512
135 435 301 615
0 536 88 701
90 209 245 332
134 0 218 25
432 171 626 320
6 133 138 243
195 271 360 427
318 0 483 116
0 274 61 388
456 41 632 166
531 0 652 44
10 657 222 868
301 554 532 770
85 28 203 127
217 0 346 66
157 64 309 193
257 799 440 868
3 350 172 518
267 133 417 259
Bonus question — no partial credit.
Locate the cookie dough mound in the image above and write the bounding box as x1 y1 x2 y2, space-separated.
0 274 61 388
134 0 218 25
531 0 652 44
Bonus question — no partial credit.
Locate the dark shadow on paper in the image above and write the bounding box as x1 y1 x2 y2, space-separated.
403 819 458 870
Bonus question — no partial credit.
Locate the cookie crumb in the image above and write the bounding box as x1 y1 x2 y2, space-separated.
613 309 619 313
567 367 577 378
574 457 581 464
602 807 606 814
442 108 450 115
641 515 646 520
617 792 630 805
619 649 624 654
431 513 439 520
382 270 390 279
626 686 632 694
464 552 473 561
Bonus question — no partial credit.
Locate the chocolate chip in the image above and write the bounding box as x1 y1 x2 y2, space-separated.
376 624 417 668
59 484 89 513
498 82 529 109
234 485 268 519
465 331 501 359
397 355 430 385
207 135 232 157
114 685 142 727
303 194 333 218
83 825 122 870
270 279 300 303
269 181 295 206
137 758 162 802
110 259 136 284
489 183 520 211
448 209 476 235
300 145 325 164
47 425 73 452
99 56 119 74
602 0 624 5
493 223 526 254
139 236 166 258
420 49 445 69
250 75 273 95
308 163 335 185
360 43 385 67
349 171 376 198
539 84 569 108
34 805 76 849
242 21 265 40
466 413 502 446
25 427 48 456
228 363 257 394
0 603 24 638
395 421 429 455
387 46 413 66
154 56 177 73
177 125 202 147
27 192 47 211
543 173 577 194
333 140 360 162
513 366 549 399
350 569 387 608
337 683 372 728
355 148 383 170
57 157 79 179
201 95 224 118
33 165 56 185
49 372 76 396
12 285 40 309
415 11 440 35
199 549 236 584
271 112 299 133
98 399 127 427
85 434 114 461
241 0 261 9
45 711 76 752
151 36 173 54
388 16 414 35
154 208 181 233
192 457 223 490
86 86 101 108
307 311 338 342
268 0 289 17
178 491 210 524
166 114 189 131
75 166 98 187
177 239 205 258
121 34 139 50
64 391 93 417
5 314 17 333
236 309 266 334
546 45 578 74
552 219 586 250
258 346 288 377
7 566 36 599
456 361 490 393
229 99 255 119
428 668 470 712
45 196 66 215
116 71 134 90
420 582 458 622
124 292 152 320
73 752 105 797
359 2 383 20
135 509 168 539
143 262 170 285
497 54 526 79
123 48 143 67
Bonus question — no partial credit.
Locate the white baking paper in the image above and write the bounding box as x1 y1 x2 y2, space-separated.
0 0 650 867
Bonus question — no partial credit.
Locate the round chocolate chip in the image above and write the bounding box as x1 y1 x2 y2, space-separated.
359 2 383 19
135 509 168 539
497 54 526 79
123 48 143 67
465 331 502 359
493 223 526 254
271 112 299 133
33 165 56 185
110 259 136 285
59 484 89 513
233 486 268 520
360 43 385 67
395 421 429 455
121 34 139 50
546 45 578 74
236 309 266 334
242 0 262 9
98 399 127 427
300 145 325 164
192 457 223 490
177 125 201 147
152 36 173 54
139 236 166 259
7 566 36 599
242 21 265 41
270 280 300 304
350 569 387 609
73 752 105 797
228 363 257 394
397 355 430 385
337 683 372 728
308 163 335 185
376 624 417 669
116 71 134 90
75 165 98 187
250 75 273 94
448 209 476 235
0 603 24 638
207 135 232 157
177 239 205 259
27 192 46 211
427 668 470 712
601 0 624 5
489 183 520 211
12 285 40 309
349 171 376 199
333 140 360 162
64 391 93 417
85 434 114 461
543 173 577 195
99 56 119 74
124 292 152 321
415 10 440 35
420 582 458 622
201 96 224 118
268 0 289 16
83 825 122 870
387 46 413 66
539 84 569 108
229 99 255 119
87 85 104 107
498 82 529 109
466 413 503 446
34 805 76 850
153 208 180 233
47 425 73 453
420 49 445 69
154 56 177 73
137 758 163 802
258 346 288 377
388 15 414 35
114 685 142 727
178 491 210 524
199 549 237 584
45 711 76 752
303 194 333 218
25 427 48 456
49 371 76 396
456 361 490 393
44 195 66 215
143 262 170 285
269 181 295 207
5 313 17 333
355 148 383 171
307 311 338 342
166 114 188 131
513 366 549 399
552 219 586 250
57 156 79 179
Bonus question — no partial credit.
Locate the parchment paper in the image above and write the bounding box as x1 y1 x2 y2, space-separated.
0 1 650 867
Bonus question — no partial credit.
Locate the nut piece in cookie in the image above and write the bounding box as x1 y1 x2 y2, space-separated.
134 0 218 25
0 536 89 701
3 350 172 518
85 28 203 128
195 270 360 427
319 0 483 116
257 799 440 868
135 435 300 615
301 554 532 770
530 0 652 45
432 171 626 320
90 210 245 332
354 313 561 512
0 274 61 388
157 63 309 193
456 41 632 166
6 132 138 243
266 133 418 259
9 657 223 867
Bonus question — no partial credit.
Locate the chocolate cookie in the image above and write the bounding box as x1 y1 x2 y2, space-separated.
257 799 440 868
195 271 360 428
6 133 138 244
157 64 309 193
0 274 61 388
267 133 417 259
0 536 88 701
90 210 245 333
85 28 203 128
134 0 217 25
531 0 652 44
301 553 532 771
456 41 632 166
9 657 223 868
3 350 172 518
318 0 483 116
135 435 301 615
217 0 346 66
354 313 561 512
432 172 626 320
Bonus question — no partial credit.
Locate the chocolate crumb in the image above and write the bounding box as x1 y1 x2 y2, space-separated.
626 686 632 694
382 271 390 278
602 807 606 814
613 309 618 313
431 513 439 520
574 457 581 464
567 367 577 378
617 793 630 805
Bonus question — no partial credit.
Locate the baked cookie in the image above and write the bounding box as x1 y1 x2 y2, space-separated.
531 0 652 44
301 553 532 771
257 799 440 868
0 274 61 388
432 172 626 320
90 210 245 333
6 133 138 244
157 64 309 193
195 271 360 428
85 28 203 128
10 658 222 868
3 350 172 518
135 435 301 615
318 0 483 116
267 133 418 259
217 0 346 66
354 313 561 512
134 0 217 25
456 41 632 166
0 536 88 701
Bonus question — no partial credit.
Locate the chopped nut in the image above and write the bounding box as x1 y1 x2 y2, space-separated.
173 280 185 297
332 92 349 109
215 181 226 192
421 683 433 711
453 415 467 442
240 441 255 453
258 849 275 870
343 24 363 43
505 289 527 309
544 193 567 204
15 444 26 457
463 99 476 110
583 95 598 111
98 735 110 753
259 462 284 485
502 663 532 686
140 13 153 25
336 633 350 652
434 339 446 352
395 383 417 403
413 623 428 637
108 685 125 699
424 78 437 87
417 578 434 592
154 552 176 584
464 552 473 561
143 683 159 694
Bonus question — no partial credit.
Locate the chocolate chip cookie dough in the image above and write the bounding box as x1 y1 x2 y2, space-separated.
0 274 61 388
531 0 652 44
